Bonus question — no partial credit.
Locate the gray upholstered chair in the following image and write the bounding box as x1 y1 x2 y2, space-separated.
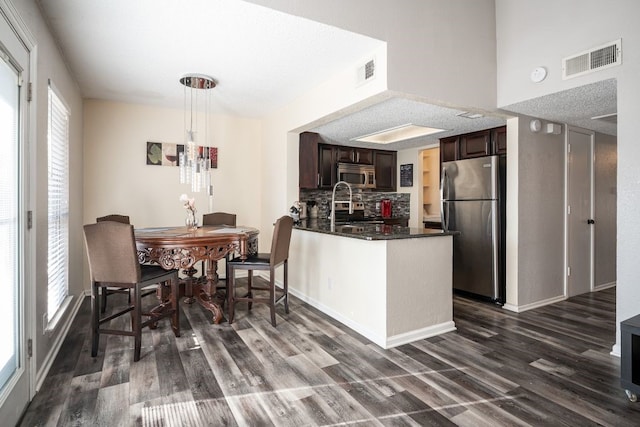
202 212 237 282
83 221 180 361
227 215 293 326
96 214 132 312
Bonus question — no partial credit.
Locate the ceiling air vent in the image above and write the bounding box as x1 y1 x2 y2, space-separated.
356 57 376 86
562 39 621 80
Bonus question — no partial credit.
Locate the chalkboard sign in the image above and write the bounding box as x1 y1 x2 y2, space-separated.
400 163 413 187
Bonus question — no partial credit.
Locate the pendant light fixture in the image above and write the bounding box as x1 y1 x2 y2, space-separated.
178 73 216 210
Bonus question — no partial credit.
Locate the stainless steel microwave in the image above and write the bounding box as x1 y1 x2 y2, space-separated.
337 162 376 189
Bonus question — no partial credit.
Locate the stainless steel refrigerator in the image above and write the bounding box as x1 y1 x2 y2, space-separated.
441 155 506 303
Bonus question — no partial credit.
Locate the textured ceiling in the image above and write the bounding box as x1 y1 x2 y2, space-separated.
500 79 617 137
311 97 508 150
37 0 617 150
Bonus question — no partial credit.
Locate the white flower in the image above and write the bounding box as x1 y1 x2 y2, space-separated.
179 194 196 213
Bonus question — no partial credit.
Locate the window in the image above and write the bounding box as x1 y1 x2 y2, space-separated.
47 83 70 322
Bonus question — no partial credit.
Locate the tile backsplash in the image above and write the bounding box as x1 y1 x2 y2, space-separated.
299 189 410 219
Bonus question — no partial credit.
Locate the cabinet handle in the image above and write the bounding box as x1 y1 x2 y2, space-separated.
356 152 360 163
317 173 320 187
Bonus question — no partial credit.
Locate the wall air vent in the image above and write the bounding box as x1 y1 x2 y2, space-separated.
562 39 621 80
356 57 376 86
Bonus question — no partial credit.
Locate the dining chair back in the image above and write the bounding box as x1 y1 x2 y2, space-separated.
227 215 294 326
83 221 180 361
202 212 237 227
96 214 130 224
202 212 237 282
96 214 132 312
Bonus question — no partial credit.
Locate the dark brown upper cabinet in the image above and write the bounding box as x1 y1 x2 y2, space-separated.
318 144 335 189
374 150 397 192
492 126 507 155
336 147 374 164
440 126 506 163
440 136 458 163
299 132 335 189
300 132 396 191
460 130 491 159
299 132 320 189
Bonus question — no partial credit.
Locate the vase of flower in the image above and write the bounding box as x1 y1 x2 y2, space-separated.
185 209 198 230
180 193 198 230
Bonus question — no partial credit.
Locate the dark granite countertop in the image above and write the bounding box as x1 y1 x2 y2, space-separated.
294 219 457 241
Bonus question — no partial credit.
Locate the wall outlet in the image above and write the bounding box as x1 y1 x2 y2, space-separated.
327 277 332 290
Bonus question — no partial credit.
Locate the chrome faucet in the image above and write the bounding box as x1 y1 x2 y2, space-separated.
329 180 353 231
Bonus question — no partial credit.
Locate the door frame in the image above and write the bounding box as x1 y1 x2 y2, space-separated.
0 0 36 422
564 125 595 297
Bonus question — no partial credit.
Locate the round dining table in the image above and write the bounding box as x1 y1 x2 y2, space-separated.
135 225 259 324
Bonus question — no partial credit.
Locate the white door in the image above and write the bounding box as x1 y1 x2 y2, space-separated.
566 127 594 297
0 7 32 426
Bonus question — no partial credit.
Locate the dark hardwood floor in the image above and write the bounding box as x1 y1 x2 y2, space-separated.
18 281 640 426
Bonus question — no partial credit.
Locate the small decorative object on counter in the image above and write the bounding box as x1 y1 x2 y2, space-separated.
180 193 198 230
298 201 308 219
381 199 392 218
289 202 300 222
307 200 318 219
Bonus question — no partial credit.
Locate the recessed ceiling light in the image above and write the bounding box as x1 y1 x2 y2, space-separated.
350 124 446 144
457 111 484 119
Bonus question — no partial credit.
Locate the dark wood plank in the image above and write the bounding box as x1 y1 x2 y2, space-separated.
19 287 640 426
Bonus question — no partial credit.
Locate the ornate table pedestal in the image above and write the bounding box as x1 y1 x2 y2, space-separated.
135 226 259 324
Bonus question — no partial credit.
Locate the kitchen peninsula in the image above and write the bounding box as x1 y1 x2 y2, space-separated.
289 220 457 349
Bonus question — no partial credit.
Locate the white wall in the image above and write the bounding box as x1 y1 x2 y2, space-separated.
514 115 566 308
496 0 638 352
11 0 84 377
260 45 389 245
594 133 617 288
248 0 498 112
83 100 262 228
251 0 500 243
82 100 263 281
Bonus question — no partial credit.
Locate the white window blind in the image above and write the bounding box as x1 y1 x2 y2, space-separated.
47 83 69 320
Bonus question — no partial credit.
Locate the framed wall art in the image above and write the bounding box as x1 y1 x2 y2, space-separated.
147 141 218 168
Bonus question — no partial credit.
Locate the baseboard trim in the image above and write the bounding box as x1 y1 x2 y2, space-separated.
503 294 567 313
594 281 616 291
289 288 455 349
35 291 86 392
385 322 457 348
289 288 387 348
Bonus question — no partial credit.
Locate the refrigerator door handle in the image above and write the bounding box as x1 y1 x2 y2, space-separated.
440 168 448 231
491 200 499 299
